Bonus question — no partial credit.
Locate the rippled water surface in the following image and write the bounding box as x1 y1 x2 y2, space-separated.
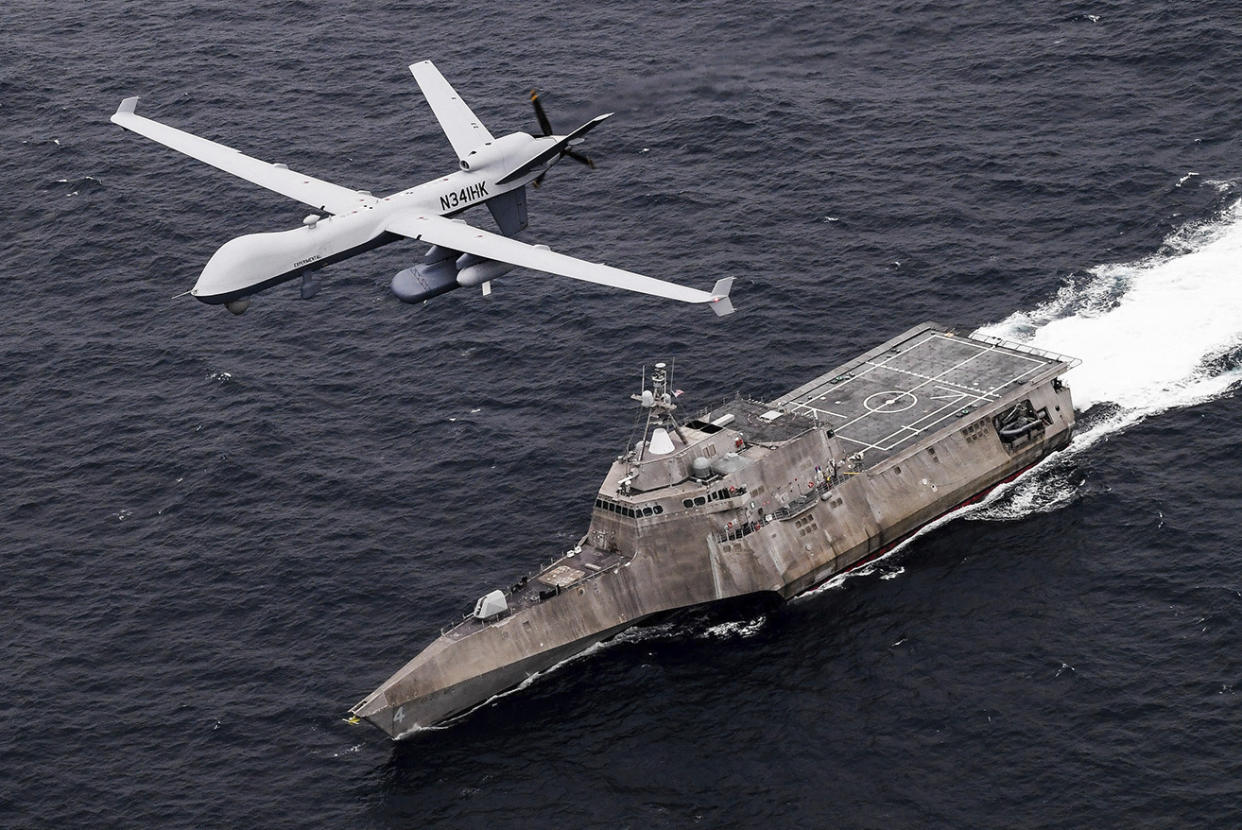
4 2 1242 827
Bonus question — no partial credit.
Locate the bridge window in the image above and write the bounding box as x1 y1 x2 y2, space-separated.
595 495 661 520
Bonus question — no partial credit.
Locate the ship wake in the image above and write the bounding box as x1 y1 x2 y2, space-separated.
801 191 1242 590
972 190 1242 520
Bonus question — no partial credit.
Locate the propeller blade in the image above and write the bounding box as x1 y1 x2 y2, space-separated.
522 91 602 187
565 148 596 169
529 90 553 137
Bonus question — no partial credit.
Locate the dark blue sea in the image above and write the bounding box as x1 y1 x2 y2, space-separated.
4 1 1242 826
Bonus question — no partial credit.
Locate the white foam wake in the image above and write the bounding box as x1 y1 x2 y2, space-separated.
967 192 1242 521
976 196 1242 414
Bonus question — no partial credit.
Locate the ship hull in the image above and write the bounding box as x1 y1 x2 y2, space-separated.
351 324 1080 738
356 622 634 738
779 425 1072 599
363 428 1068 738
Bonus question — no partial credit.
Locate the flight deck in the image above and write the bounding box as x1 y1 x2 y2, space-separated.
772 325 1076 467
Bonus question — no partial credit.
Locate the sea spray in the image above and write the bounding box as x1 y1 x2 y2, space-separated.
968 193 1242 522
976 196 1242 415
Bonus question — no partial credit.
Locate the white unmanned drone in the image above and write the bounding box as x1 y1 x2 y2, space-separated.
111 60 735 316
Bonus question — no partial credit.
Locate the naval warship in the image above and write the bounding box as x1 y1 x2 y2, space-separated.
350 323 1078 738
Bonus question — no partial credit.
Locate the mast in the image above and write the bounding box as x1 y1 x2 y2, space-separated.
629 361 684 465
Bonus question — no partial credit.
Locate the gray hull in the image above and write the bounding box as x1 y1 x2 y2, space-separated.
353 623 631 738
351 323 1078 738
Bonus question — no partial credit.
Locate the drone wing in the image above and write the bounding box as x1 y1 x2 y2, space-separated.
110 97 373 216
385 212 735 315
409 60 494 161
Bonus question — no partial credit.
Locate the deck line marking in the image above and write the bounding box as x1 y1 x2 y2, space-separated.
785 332 1060 460
982 364 1044 396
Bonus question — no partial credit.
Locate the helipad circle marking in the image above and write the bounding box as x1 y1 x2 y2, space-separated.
863 390 917 413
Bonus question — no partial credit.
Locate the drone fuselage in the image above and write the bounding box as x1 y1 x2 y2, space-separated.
192 156 545 304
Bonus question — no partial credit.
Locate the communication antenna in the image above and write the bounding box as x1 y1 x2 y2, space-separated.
629 361 686 464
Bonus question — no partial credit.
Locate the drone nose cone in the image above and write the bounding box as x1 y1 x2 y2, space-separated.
194 237 258 302
193 233 291 304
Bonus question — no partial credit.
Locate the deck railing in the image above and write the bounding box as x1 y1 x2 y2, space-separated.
970 331 1083 369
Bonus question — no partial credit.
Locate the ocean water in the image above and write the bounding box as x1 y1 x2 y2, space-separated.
4 1 1242 827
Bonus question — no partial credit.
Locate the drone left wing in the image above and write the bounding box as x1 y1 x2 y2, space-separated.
110 97 373 215
386 211 735 315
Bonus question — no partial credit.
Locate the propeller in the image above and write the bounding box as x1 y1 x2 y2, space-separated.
529 89 597 187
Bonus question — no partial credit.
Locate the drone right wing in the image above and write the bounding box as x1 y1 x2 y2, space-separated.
386 211 735 315
110 97 372 216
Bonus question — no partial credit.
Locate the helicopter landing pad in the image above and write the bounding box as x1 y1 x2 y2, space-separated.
771 324 1069 466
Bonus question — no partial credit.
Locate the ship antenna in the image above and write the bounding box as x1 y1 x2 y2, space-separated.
666 358 688 444
629 361 684 466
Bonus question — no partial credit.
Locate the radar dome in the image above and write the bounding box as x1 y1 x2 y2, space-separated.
710 451 747 476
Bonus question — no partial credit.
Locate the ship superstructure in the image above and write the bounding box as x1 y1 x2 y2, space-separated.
350 323 1078 738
